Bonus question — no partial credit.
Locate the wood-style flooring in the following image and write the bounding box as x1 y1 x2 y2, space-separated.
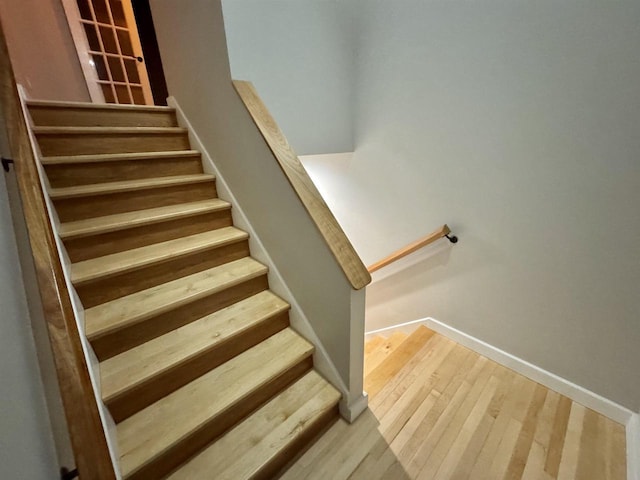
282 326 627 480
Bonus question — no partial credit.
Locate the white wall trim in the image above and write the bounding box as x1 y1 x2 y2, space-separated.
340 391 368 423
628 413 640 480
365 317 435 338
367 315 635 426
168 96 366 421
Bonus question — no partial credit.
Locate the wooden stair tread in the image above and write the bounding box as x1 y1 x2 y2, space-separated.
41 150 200 165
32 126 186 134
85 257 268 341
49 174 215 199
167 370 340 480
71 227 247 285
363 331 408 376
100 290 290 403
117 328 314 478
59 199 230 239
365 326 436 398
27 99 175 112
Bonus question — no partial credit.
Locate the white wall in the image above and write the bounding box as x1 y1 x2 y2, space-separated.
0 158 60 477
221 0 354 155
307 0 640 412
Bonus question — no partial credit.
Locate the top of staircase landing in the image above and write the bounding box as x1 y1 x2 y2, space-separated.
26 99 174 112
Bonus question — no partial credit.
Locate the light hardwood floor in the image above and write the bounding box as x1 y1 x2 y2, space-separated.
282 326 627 480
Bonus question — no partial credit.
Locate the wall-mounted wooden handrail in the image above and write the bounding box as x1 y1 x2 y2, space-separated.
367 224 457 273
233 80 371 290
0 19 116 480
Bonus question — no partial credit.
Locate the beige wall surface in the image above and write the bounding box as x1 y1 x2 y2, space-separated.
0 0 89 101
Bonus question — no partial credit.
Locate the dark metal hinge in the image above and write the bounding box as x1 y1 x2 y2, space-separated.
60 467 78 480
1 157 14 172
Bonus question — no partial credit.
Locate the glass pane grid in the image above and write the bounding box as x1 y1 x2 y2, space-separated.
104 0 133 103
80 18 129 32
83 0 117 102
78 0 144 104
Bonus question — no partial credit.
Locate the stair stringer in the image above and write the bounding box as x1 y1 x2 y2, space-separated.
17 86 123 477
170 96 367 422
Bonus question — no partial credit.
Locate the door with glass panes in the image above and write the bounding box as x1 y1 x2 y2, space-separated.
62 0 153 105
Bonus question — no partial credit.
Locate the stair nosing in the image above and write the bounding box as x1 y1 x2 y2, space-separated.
100 290 291 404
41 150 201 165
117 328 314 478
27 99 175 112
71 227 249 285
32 126 187 135
49 174 215 199
59 199 231 240
85 257 268 341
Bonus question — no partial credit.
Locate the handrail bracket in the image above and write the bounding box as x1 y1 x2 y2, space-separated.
2 156 14 172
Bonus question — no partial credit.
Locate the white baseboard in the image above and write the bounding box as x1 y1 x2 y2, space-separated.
340 392 368 424
629 413 640 480
365 318 436 338
367 316 635 426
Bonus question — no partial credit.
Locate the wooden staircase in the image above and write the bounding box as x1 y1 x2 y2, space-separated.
27 100 341 479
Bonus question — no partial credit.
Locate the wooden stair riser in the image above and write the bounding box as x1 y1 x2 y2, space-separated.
53 181 217 222
90 274 269 360
29 105 178 127
75 240 250 308
36 131 190 156
125 356 314 480
45 156 203 188
64 210 233 262
106 310 290 423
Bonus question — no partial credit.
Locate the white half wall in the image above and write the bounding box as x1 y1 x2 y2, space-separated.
150 0 364 400
221 0 354 155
